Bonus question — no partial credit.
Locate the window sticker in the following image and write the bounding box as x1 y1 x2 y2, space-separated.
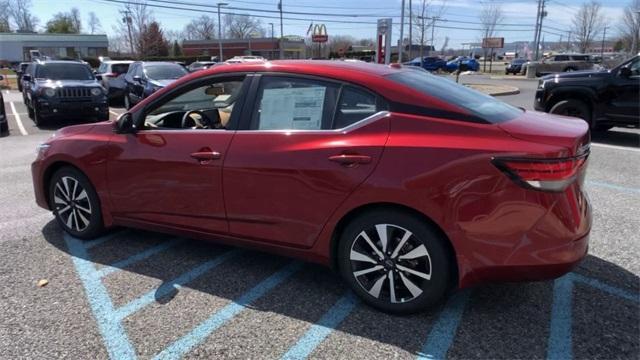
259 87 326 130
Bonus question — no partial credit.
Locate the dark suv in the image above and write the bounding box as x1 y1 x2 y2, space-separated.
534 55 640 131
22 60 108 126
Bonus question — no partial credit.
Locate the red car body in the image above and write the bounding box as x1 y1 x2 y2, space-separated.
32 61 591 290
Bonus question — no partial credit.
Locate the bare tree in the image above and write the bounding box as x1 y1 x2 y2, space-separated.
572 1 605 53
328 35 356 55
183 15 216 40
7 0 38 32
0 0 11 32
113 1 154 56
479 1 504 63
88 11 101 34
619 0 640 53
69 8 82 33
411 0 445 59
224 14 265 39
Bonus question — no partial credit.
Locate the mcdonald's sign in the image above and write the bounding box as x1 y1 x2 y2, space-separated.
311 24 328 43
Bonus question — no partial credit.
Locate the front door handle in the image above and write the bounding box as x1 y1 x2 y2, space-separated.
190 151 221 163
328 154 372 166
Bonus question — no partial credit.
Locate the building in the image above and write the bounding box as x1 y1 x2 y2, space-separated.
182 36 306 60
0 33 108 63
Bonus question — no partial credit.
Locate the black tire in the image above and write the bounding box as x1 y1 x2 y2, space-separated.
33 105 45 126
338 210 452 314
0 120 8 134
564 67 577 72
549 99 592 125
124 91 131 110
27 101 34 119
592 124 614 132
49 167 105 239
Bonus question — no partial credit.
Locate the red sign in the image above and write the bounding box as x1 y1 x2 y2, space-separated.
312 34 328 43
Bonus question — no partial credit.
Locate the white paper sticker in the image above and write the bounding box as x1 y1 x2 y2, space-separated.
259 87 326 130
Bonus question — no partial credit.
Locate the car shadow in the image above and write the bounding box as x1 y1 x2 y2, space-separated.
41 221 639 358
592 129 640 148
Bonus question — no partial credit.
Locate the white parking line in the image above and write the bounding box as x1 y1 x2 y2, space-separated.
109 110 121 117
591 143 640 153
9 102 28 136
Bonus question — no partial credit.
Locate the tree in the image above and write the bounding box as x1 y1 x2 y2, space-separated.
183 15 216 40
113 1 153 56
70 7 81 33
7 0 38 32
88 11 101 34
619 0 640 53
328 35 356 55
140 21 169 57
0 1 11 32
411 0 446 58
171 40 182 57
479 1 504 62
572 1 605 53
45 11 80 34
224 13 265 39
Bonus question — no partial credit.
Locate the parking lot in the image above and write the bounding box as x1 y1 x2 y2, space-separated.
1 76 639 359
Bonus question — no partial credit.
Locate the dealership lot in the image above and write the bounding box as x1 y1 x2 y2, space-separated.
1 78 639 359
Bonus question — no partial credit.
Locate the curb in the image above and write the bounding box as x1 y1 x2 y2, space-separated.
464 84 520 97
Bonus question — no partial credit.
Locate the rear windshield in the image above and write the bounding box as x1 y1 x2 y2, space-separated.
112 64 130 75
145 64 187 80
36 64 94 80
386 70 522 124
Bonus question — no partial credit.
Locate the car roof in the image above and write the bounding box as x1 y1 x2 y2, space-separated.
36 60 89 65
139 61 183 66
104 60 134 64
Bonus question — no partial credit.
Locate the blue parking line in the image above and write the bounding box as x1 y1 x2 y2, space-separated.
153 261 304 360
65 234 137 360
84 230 130 250
417 290 471 360
115 249 241 321
96 238 184 278
280 292 358 360
572 273 640 304
586 180 640 195
547 275 574 360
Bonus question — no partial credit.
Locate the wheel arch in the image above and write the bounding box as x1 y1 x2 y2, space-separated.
329 202 459 290
42 161 85 209
546 88 596 114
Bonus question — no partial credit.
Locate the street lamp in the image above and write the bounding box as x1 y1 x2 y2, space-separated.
217 2 228 61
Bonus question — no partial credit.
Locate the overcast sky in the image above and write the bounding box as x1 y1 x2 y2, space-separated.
31 0 630 49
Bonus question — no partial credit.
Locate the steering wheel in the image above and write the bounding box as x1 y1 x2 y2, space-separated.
181 110 211 129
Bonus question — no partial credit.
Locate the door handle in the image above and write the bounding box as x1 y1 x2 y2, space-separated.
190 151 221 162
328 154 372 166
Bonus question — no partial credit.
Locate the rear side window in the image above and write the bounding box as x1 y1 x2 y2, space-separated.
386 70 522 124
112 64 130 75
250 76 339 130
334 86 379 129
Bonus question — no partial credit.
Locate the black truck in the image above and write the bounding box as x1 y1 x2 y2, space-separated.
22 60 109 126
534 55 639 131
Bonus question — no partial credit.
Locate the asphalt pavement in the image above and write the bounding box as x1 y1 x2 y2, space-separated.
1 83 638 359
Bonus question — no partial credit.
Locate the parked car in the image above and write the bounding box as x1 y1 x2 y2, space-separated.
21 60 108 126
403 56 447 72
95 60 133 103
32 60 591 314
123 61 188 109
535 54 639 131
505 59 527 75
526 53 594 76
16 62 30 92
0 76 7 134
445 56 480 72
187 61 217 72
225 56 266 64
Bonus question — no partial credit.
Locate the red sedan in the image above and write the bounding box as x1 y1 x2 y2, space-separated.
32 61 591 313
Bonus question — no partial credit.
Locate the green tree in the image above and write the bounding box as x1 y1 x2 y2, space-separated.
140 21 169 57
172 40 182 57
45 11 80 33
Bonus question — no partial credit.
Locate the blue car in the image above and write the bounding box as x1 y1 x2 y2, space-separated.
404 56 447 72
123 61 189 109
445 57 480 72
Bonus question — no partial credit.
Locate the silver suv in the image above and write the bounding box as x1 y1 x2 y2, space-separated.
524 54 594 76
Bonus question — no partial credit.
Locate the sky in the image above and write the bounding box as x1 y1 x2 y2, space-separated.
30 0 631 49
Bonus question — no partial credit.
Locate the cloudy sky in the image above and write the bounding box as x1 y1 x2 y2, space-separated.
31 0 631 49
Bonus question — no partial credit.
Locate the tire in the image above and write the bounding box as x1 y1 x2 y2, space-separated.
592 124 614 132
549 99 591 125
0 120 8 134
49 167 105 239
564 67 577 72
124 92 131 110
338 210 452 314
27 101 34 119
33 105 46 126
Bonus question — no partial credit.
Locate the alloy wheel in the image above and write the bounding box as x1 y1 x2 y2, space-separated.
349 224 432 304
53 176 93 232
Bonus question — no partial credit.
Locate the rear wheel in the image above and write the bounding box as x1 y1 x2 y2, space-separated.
33 105 46 126
338 210 452 314
49 167 105 239
124 91 131 110
550 99 591 124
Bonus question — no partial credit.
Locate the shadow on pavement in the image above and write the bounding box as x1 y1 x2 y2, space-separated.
41 221 640 358
591 129 640 148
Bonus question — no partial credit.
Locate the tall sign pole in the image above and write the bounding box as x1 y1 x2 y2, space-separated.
398 0 405 63
279 1 284 59
376 18 392 64
217 2 228 61
408 0 412 61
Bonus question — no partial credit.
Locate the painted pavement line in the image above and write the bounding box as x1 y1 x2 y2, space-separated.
280 292 358 360
84 230 130 250
109 110 121 117
114 249 242 321
96 237 185 278
572 273 640 303
546 275 574 360
417 290 471 360
65 234 137 359
9 101 27 136
591 143 640 153
153 261 304 360
586 180 640 195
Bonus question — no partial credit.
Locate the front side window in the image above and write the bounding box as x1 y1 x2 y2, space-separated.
143 77 245 130
386 70 522 124
36 64 94 80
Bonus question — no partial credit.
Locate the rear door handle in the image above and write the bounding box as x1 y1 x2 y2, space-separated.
328 154 372 166
190 151 221 163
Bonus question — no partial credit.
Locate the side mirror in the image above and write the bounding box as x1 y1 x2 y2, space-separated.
22 74 31 82
133 75 142 83
95 74 102 81
115 113 136 134
619 67 632 78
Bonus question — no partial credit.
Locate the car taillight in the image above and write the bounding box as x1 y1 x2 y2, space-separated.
493 155 588 192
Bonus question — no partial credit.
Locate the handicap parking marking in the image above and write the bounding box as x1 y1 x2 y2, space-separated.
96 237 184 278
84 230 131 250
586 180 640 195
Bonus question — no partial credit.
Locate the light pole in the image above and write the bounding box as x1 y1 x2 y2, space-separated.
430 16 439 56
217 2 228 61
398 0 405 63
269 22 275 59
278 1 284 59
600 25 608 61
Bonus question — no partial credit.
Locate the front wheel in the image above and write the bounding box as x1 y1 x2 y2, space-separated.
124 92 131 110
49 167 105 239
338 210 452 314
550 99 591 125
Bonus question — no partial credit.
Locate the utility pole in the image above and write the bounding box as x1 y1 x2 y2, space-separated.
278 0 284 59
536 0 547 60
566 31 572 51
120 10 134 56
398 0 405 63
269 22 275 59
600 25 608 60
217 2 227 61
430 16 439 56
532 0 541 60
408 0 412 61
